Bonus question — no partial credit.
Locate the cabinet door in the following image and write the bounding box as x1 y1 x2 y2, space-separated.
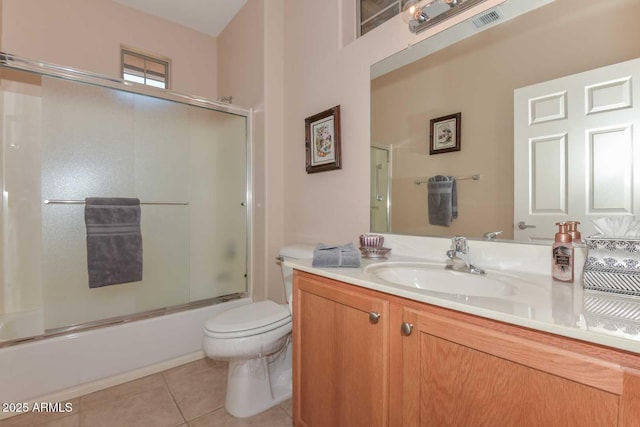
401 308 622 427
621 368 640 427
293 271 389 427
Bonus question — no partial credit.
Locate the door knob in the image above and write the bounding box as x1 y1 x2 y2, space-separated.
400 322 413 336
369 312 381 324
517 221 537 230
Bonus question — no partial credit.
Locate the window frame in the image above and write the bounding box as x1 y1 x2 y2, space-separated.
121 46 171 90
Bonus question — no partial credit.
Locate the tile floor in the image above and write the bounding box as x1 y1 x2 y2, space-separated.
0 358 293 427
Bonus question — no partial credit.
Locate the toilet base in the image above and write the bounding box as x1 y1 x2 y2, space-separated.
224 340 292 418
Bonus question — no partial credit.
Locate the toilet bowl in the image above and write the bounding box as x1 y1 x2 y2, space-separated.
203 244 315 418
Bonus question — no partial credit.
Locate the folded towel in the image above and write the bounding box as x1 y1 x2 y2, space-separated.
312 243 361 268
427 175 457 226
85 197 143 288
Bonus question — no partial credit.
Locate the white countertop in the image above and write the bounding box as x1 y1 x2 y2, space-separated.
286 252 640 355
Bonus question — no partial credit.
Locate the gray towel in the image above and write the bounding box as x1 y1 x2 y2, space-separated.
312 243 361 268
427 175 457 226
85 197 143 288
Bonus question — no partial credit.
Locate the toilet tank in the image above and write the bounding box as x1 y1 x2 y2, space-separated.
279 244 315 305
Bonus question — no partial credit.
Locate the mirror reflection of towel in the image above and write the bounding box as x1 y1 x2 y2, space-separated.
427 175 457 226
85 197 143 288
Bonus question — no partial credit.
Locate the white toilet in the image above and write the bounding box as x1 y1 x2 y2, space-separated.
203 244 315 418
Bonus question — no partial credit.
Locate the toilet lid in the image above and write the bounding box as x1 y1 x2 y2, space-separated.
204 300 291 334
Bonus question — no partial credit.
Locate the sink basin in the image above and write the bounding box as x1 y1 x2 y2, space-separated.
364 262 517 298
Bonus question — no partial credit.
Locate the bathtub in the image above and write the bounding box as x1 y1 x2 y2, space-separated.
0 297 250 414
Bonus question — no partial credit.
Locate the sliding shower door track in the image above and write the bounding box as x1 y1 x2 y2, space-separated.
0 293 248 348
0 51 250 117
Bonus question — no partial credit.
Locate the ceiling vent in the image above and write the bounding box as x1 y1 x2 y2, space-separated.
472 8 503 29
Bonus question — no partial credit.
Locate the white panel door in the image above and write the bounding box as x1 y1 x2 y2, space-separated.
514 58 640 241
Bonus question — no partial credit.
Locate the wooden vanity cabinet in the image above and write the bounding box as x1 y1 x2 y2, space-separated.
400 306 640 426
293 270 390 427
293 270 640 427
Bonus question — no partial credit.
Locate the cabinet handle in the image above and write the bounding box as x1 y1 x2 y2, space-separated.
369 312 381 324
400 322 413 336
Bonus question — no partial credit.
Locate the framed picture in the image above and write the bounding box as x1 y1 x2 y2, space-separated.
305 105 341 173
430 112 461 155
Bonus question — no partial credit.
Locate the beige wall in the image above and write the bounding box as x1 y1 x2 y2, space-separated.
372 0 640 240
262 2 287 302
280 0 505 249
0 0 505 305
0 3 3 314
218 1 288 304
218 0 287 303
213 0 503 300
1 0 218 100
6 0 637 305
217 1 266 302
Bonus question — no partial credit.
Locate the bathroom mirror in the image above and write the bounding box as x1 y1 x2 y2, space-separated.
370 0 640 241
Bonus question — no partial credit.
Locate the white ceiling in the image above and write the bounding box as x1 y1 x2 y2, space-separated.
111 0 247 37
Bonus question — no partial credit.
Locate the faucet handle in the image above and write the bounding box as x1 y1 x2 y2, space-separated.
451 236 468 253
483 230 503 240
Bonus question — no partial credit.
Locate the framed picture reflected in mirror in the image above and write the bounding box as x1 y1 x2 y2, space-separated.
430 112 461 155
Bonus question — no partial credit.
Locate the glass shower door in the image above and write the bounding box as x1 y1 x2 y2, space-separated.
0 66 249 338
370 145 391 233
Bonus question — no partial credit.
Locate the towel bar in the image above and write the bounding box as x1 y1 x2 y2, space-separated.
44 199 189 205
414 174 480 185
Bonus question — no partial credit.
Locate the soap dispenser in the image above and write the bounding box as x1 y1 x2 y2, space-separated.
565 221 584 247
552 222 574 282
566 220 586 280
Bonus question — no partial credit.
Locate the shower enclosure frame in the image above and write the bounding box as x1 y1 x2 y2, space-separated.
370 144 392 233
0 52 253 348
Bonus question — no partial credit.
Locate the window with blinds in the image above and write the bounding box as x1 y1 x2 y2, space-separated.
121 48 170 89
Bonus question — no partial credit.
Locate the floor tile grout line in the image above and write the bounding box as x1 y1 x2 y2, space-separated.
161 360 229 423
276 404 293 422
161 371 189 424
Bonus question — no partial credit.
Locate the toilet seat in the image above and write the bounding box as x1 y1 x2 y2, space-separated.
204 300 291 339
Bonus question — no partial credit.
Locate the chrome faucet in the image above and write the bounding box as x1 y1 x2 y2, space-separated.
483 230 503 240
446 236 485 275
